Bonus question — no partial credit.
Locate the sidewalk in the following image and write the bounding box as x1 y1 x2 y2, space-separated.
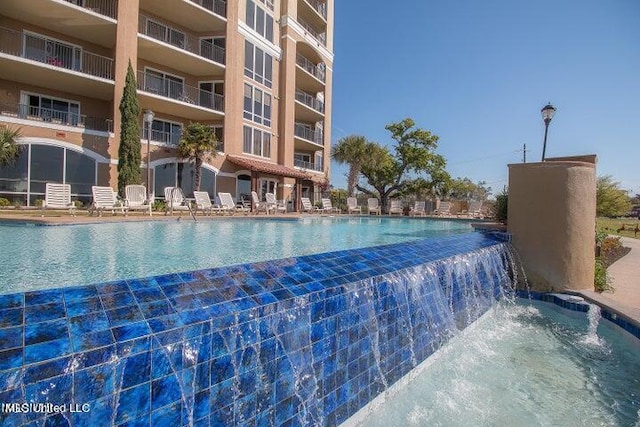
579 236 640 324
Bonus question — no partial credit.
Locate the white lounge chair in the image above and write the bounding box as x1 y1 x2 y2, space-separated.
218 192 250 215
388 200 403 215
367 198 381 215
164 187 191 215
266 192 287 214
42 183 76 216
321 198 340 214
458 201 484 218
434 201 452 216
193 191 224 216
346 197 361 214
300 197 318 213
251 191 269 214
410 201 426 217
90 186 124 217
124 185 152 216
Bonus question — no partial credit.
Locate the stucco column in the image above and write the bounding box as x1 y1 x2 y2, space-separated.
507 155 597 292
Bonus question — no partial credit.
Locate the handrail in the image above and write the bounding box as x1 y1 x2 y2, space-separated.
138 14 225 65
295 90 324 114
0 26 114 80
0 101 113 132
63 0 118 19
296 53 325 82
189 0 227 17
143 128 181 146
303 0 327 19
294 158 323 172
298 18 326 46
137 70 224 112
294 122 323 145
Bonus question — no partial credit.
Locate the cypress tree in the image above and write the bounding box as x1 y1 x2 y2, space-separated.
117 60 142 196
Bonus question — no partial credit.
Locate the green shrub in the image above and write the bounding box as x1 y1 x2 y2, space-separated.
594 258 614 293
153 200 166 212
0 198 10 207
74 200 83 208
494 188 508 223
34 199 44 207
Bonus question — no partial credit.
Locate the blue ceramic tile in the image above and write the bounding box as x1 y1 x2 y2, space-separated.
24 302 65 323
63 285 99 302
24 318 68 345
24 289 63 306
0 326 22 351
66 296 102 317
140 300 175 319
95 280 128 295
151 374 181 410
101 291 136 309
0 293 23 310
74 363 116 402
106 306 144 327
0 308 23 328
121 351 151 389
0 348 22 371
71 329 114 352
24 337 71 364
116 382 151 425
112 321 152 342
147 314 184 333
70 312 110 335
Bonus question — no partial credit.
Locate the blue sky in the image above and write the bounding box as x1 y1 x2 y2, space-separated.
329 0 640 197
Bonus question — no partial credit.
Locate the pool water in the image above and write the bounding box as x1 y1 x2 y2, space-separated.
0 217 472 294
356 300 640 427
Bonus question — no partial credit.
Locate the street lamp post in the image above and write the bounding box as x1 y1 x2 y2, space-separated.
143 109 154 200
540 103 556 162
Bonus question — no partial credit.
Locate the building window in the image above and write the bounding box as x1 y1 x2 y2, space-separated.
143 119 182 146
200 37 225 64
0 143 96 206
242 125 271 158
154 162 217 199
199 81 223 111
23 31 82 71
143 68 184 100
23 93 80 126
244 41 273 88
243 83 271 126
246 0 274 42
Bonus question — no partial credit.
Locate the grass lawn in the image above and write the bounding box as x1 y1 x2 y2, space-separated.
597 217 640 239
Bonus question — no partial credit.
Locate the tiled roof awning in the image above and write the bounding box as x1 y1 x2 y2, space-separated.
226 155 311 179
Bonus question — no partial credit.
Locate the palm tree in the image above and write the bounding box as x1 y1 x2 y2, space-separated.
0 127 22 167
177 122 219 193
331 135 368 196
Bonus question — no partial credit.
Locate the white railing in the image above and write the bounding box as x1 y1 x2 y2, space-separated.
189 0 227 17
63 0 118 19
295 90 324 114
303 0 327 19
137 70 224 112
296 53 325 82
294 123 323 145
1 101 113 132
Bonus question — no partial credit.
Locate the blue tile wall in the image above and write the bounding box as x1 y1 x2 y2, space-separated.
0 233 513 427
518 290 640 340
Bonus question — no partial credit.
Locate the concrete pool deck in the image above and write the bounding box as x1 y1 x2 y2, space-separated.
577 236 640 324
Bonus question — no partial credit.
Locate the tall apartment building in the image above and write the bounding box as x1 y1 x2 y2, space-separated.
0 0 333 209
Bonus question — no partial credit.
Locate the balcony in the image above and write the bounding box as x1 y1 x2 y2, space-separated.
0 101 113 133
298 18 326 46
295 90 324 122
0 27 115 100
1 0 117 48
294 123 324 151
189 0 227 18
294 158 323 172
299 0 327 32
296 53 325 93
136 70 224 121
140 0 226 33
143 128 181 146
138 15 225 76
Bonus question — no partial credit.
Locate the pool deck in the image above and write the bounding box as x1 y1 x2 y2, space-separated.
575 236 640 325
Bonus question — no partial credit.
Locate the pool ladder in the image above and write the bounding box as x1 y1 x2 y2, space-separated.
168 187 197 222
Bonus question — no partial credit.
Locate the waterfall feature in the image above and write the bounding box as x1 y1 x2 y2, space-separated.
0 234 515 427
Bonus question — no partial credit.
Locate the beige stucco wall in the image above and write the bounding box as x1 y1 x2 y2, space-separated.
507 157 596 292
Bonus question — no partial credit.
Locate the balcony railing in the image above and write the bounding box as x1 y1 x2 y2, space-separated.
63 0 118 19
303 0 327 19
0 27 114 80
296 53 325 82
294 123 323 145
298 18 326 46
0 101 113 132
139 15 225 65
137 70 224 112
295 90 324 114
189 0 227 18
294 158 323 172
143 128 181 146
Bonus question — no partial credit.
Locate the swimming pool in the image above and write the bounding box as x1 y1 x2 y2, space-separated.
0 217 472 294
353 299 640 426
